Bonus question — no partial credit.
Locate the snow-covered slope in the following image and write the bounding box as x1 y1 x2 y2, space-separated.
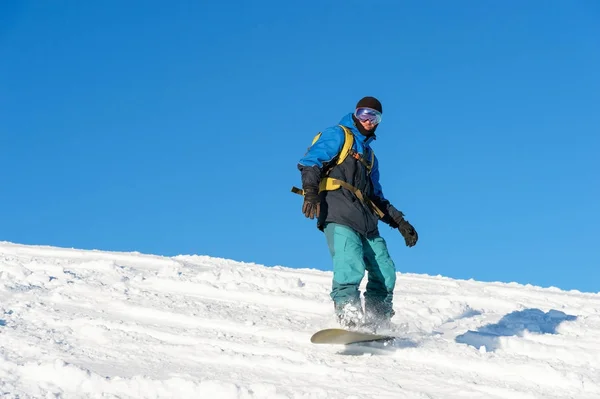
1 241 599 399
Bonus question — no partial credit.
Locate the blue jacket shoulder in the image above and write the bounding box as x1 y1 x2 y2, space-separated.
298 125 345 169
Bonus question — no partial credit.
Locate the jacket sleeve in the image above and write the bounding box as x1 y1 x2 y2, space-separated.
297 125 345 190
370 155 405 227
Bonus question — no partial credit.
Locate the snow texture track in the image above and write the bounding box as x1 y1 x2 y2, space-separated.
1 242 599 398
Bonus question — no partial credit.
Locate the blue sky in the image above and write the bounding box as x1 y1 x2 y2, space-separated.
2 1 599 293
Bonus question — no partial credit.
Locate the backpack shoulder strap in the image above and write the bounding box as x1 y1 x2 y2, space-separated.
338 125 375 173
336 125 354 166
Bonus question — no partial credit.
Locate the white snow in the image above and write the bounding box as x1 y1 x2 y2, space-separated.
1 241 599 399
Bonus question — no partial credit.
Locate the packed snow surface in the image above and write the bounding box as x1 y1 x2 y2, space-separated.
1 241 599 398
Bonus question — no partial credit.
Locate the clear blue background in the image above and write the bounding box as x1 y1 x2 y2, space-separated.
2 1 599 293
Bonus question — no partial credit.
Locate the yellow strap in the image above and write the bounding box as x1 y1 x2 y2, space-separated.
336 125 354 166
338 125 374 173
319 178 385 218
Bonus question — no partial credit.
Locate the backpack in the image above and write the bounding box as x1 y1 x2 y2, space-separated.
291 125 384 218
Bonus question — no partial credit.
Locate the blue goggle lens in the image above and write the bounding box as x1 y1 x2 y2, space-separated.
354 107 382 124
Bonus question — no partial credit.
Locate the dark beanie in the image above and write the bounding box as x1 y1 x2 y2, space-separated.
356 96 382 113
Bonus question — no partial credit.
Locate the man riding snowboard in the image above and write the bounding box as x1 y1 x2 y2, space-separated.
295 96 418 331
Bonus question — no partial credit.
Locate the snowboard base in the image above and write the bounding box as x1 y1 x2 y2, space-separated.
310 328 395 345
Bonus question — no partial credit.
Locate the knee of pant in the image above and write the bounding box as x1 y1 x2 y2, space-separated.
384 273 396 291
333 272 364 288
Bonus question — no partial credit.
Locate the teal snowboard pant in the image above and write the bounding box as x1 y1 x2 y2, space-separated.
324 222 397 319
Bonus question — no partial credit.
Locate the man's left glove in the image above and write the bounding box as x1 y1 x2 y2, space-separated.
398 219 418 247
302 186 320 219
393 214 418 247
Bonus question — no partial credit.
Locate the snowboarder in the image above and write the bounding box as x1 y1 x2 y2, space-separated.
295 96 418 331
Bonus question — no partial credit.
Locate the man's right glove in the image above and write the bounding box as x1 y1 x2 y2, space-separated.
302 186 320 219
395 215 418 247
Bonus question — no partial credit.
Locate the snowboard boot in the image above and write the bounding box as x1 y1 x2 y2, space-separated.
364 301 395 333
334 301 364 330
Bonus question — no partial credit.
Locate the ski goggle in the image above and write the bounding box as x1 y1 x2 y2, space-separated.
354 107 382 125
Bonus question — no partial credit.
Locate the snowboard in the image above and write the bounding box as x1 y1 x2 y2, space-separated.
310 328 395 345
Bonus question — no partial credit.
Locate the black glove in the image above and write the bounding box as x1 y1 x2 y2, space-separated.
397 217 418 247
302 186 320 219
